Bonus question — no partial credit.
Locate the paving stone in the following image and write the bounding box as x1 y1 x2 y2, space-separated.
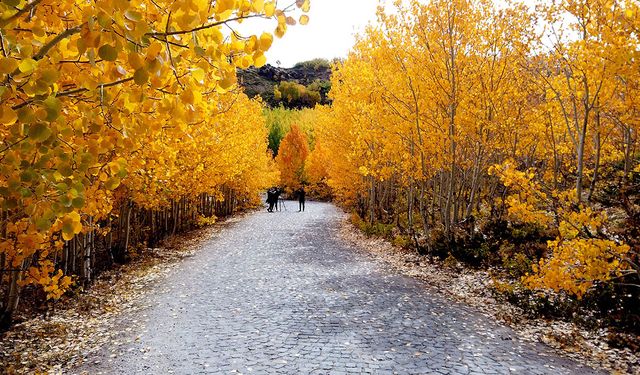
75 202 602 375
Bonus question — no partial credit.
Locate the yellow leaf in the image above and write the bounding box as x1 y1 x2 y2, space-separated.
253 53 267 67
252 0 264 12
240 55 252 69
180 88 195 104
217 0 236 13
61 212 82 240
264 1 275 17
0 57 18 74
62 230 75 241
128 52 144 69
0 105 17 125
275 24 286 38
218 72 237 90
124 10 143 21
192 67 205 83
259 32 273 50
18 58 37 73
146 42 163 59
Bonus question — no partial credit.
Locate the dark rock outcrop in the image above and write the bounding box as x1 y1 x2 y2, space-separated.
238 62 331 107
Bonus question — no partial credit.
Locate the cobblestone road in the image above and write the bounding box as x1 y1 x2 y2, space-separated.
78 202 601 374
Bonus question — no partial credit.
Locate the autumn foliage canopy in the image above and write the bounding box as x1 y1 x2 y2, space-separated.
313 0 640 300
0 0 309 326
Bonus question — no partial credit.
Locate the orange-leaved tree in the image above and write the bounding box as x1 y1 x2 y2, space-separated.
275 124 309 191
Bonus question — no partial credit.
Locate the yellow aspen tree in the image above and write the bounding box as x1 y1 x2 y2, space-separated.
0 0 310 327
314 0 637 297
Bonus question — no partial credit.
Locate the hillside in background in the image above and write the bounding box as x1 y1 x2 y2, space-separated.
238 59 333 108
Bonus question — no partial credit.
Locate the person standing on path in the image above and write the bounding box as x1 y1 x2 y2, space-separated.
266 188 276 212
298 186 306 212
274 187 283 211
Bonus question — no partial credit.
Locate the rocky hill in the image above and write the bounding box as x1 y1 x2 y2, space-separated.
238 60 332 107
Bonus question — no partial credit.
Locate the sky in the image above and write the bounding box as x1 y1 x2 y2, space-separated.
236 1 384 68
234 0 539 68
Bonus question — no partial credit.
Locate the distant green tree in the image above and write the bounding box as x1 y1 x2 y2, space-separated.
267 119 285 156
293 58 331 70
274 81 322 109
308 79 332 103
263 107 317 156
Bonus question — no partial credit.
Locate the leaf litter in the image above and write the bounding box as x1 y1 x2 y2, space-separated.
0 223 226 374
338 216 639 375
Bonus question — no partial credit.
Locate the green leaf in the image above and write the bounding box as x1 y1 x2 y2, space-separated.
44 96 62 121
2 0 20 7
28 123 52 142
71 197 85 208
98 44 118 62
60 195 72 207
36 217 53 232
20 169 36 182
124 10 142 21
133 68 148 85
97 12 112 28
18 107 36 123
40 69 59 84
105 177 121 190
59 163 73 177
61 222 75 237
72 180 85 192
3 198 18 210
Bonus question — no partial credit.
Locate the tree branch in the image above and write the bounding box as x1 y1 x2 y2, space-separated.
33 26 82 60
56 77 135 98
146 15 264 37
0 0 44 28
0 136 28 154
11 77 135 110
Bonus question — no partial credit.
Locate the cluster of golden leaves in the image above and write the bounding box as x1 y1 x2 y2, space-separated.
491 162 631 297
0 0 309 300
314 0 639 297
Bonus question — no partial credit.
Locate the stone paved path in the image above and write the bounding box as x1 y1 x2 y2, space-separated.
77 202 601 374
